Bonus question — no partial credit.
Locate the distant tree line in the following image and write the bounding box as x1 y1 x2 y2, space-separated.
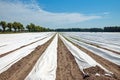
0 21 120 32
104 26 120 32
55 28 103 32
55 27 120 32
0 21 51 32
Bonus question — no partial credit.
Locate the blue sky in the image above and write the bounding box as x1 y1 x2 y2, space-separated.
0 0 120 28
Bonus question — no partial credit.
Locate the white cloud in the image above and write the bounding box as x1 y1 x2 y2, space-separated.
103 12 110 15
0 0 101 28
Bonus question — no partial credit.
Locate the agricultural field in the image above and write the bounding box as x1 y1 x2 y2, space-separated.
0 32 120 80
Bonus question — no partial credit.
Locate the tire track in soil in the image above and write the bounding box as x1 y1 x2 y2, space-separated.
68 38 120 80
0 36 55 80
0 36 47 58
56 37 83 80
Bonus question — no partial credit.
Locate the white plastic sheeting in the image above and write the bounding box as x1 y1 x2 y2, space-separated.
60 35 111 74
62 32 120 53
72 36 120 53
25 34 58 80
66 36 120 65
0 34 54 73
0 32 54 54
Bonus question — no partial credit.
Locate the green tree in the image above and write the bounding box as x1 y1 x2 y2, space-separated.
13 22 18 32
26 23 36 32
26 25 31 32
20 23 24 32
7 23 13 32
0 21 7 32
17 22 24 32
30 23 35 32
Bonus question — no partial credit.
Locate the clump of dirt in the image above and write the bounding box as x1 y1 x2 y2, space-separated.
84 66 105 74
83 66 117 80
84 75 117 80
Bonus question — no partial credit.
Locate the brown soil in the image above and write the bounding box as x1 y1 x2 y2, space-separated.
83 66 117 80
56 37 83 80
0 36 47 57
0 36 54 80
69 38 120 80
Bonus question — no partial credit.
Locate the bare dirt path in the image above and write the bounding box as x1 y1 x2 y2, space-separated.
56 37 83 80
70 39 120 80
0 36 54 80
0 36 47 58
